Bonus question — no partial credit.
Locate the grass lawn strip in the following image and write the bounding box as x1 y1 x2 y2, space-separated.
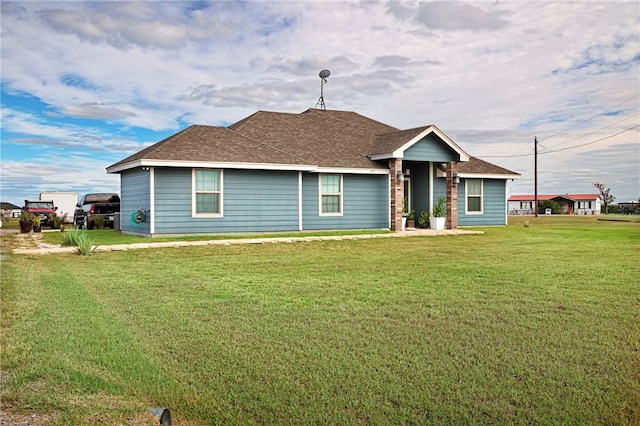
1 218 638 424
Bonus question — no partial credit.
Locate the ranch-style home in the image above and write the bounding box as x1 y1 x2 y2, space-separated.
508 194 601 215
107 108 520 237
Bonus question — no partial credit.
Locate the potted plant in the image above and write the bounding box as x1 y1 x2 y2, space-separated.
53 213 66 231
406 209 415 228
32 215 42 233
401 201 408 230
418 210 429 228
430 197 447 230
18 211 33 233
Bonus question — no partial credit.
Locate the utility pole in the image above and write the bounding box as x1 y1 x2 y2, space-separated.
534 136 538 217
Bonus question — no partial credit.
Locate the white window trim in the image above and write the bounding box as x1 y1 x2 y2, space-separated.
192 169 223 218
319 174 343 216
466 179 483 215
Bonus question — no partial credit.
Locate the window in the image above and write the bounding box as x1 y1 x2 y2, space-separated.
194 169 222 216
466 179 483 214
520 201 533 209
578 201 591 209
320 174 342 215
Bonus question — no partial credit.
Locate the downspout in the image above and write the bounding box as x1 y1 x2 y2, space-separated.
298 171 303 231
429 162 434 211
149 167 155 235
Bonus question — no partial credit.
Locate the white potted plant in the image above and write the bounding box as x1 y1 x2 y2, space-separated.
430 197 446 230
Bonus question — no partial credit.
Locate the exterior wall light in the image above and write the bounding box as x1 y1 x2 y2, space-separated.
453 173 460 185
397 173 405 182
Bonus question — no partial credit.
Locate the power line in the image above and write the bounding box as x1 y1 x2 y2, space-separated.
480 93 639 159
478 123 640 159
540 94 639 145
544 111 639 149
540 124 640 154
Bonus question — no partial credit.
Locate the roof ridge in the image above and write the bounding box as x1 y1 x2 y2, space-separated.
301 108 399 134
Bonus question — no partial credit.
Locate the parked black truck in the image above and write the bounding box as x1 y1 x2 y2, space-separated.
74 193 120 229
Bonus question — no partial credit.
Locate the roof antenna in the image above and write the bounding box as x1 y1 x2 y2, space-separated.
315 69 330 110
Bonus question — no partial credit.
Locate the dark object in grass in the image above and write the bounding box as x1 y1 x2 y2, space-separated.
147 407 171 425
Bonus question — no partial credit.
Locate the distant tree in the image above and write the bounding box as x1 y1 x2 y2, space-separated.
593 182 615 214
538 200 562 214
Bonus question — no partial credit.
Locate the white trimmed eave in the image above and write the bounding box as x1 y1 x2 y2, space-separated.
314 166 389 175
107 159 318 174
436 168 521 180
369 125 471 162
107 159 389 175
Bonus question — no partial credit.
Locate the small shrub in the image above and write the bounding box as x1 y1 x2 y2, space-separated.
523 221 531 228
93 216 105 230
538 200 562 214
53 213 67 229
418 211 429 227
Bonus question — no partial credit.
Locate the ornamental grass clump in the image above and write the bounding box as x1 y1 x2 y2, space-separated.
61 229 95 255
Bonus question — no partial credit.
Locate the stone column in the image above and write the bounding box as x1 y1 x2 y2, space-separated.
446 161 458 230
390 158 403 231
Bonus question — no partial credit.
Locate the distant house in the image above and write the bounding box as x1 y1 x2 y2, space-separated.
1 202 22 218
508 194 601 215
107 109 520 236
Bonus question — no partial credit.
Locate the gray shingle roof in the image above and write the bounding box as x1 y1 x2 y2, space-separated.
108 108 519 178
456 157 519 176
108 124 311 169
368 127 431 156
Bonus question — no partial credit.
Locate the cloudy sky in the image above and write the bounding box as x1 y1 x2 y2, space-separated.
1 0 639 210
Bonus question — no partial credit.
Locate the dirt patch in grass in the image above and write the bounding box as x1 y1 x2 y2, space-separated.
0 410 58 426
1 230 42 251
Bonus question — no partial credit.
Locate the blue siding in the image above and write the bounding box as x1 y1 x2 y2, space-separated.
153 168 299 234
302 173 388 230
404 134 460 163
458 179 507 226
120 169 151 234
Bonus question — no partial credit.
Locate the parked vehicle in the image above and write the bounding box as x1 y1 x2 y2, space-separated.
74 193 120 229
23 199 57 227
40 191 77 223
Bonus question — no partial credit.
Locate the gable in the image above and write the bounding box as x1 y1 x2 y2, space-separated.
368 125 470 162
404 133 462 162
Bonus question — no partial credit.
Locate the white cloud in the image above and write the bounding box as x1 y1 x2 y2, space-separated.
0 0 638 203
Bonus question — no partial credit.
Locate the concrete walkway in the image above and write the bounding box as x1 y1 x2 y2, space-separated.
10 228 483 255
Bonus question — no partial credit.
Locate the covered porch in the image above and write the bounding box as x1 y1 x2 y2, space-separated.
368 124 470 232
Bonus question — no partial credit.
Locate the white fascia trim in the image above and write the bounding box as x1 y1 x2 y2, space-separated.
107 159 318 174
369 125 471 162
436 169 521 180
459 173 521 180
312 167 389 175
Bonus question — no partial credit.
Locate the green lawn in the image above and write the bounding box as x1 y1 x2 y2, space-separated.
1 219 639 425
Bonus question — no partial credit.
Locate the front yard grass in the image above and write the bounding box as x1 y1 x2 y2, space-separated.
1 219 639 425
